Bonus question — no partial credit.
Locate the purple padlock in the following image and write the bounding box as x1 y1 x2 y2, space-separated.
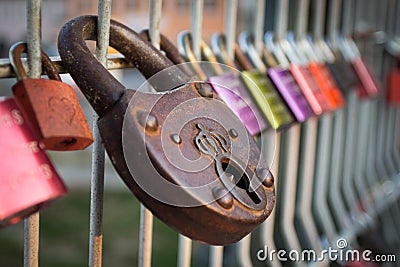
208 72 267 135
268 67 314 122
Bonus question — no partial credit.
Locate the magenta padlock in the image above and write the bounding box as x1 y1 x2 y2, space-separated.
268 67 314 122
264 32 314 122
0 97 67 227
208 73 267 135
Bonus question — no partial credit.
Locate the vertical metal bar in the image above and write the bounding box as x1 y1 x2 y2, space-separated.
253 0 265 55
325 0 353 237
327 0 341 45
313 0 326 41
236 234 251 267
24 0 41 266
224 0 238 60
178 236 192 267
260 132 281 267
313 114 336 242
149 0 162 50
138 206 154 267
191 0 203 60
296 118 323 252
138 2 163 267
88 1 112 267
275 0 289 40
295 0 309 40
274 0 288 40
278 125 304 263
209 246 224 267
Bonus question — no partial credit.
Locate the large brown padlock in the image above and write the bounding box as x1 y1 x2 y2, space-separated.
58 15 274 245
10 42 93 151
0 97 67 227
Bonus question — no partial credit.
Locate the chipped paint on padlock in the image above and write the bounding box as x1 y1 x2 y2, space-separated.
10 42 93 151
0 97 67 227
58 15 275 245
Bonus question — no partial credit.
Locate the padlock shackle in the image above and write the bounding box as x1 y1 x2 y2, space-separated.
210 33 236 69
139 30 196 78
10 42 61 81
178 31 226 77
58 15 191 118
211 33 255 73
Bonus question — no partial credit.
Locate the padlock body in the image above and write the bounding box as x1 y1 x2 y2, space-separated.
290 64 330 115
327 58 360 93
208 72 268 135
240 70 294 129
12 79 93 150
387 70 400 105
351 58 380 98
308 62 346 110
268 67 314 122
98 84 275 245
0 97 67 227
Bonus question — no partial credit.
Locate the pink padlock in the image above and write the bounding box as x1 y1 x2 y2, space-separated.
0 97 67 227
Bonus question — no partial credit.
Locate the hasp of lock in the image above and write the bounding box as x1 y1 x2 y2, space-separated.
10 42 93 151
58 15 275 245
0 97 67 227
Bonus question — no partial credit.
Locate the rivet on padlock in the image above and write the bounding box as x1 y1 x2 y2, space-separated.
58 15 275 245
0 97 67 227
10 42 93 151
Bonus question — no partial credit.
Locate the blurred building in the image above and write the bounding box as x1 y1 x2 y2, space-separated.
0 0 258 57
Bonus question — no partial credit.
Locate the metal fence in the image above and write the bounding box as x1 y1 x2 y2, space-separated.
0 0 399 266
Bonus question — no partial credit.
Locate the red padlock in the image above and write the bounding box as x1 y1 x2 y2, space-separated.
11 42 93 151
0 97 67 227
386 60 400 105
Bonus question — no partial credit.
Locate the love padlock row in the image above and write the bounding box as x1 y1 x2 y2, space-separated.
0 13 399 250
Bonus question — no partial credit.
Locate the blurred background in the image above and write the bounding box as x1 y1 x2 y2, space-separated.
0 0 258 266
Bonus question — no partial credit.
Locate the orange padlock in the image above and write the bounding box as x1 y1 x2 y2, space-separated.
308 62 346 110
10 42 93 151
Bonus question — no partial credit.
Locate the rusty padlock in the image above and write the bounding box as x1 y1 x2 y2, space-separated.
0 96 67 227
10 42 93 151
58 15 274 245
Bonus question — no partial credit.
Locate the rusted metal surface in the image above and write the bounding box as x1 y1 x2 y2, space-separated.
58 15 275 245
10 42 93 151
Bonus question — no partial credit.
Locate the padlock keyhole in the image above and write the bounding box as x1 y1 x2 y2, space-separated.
221 159 261 205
